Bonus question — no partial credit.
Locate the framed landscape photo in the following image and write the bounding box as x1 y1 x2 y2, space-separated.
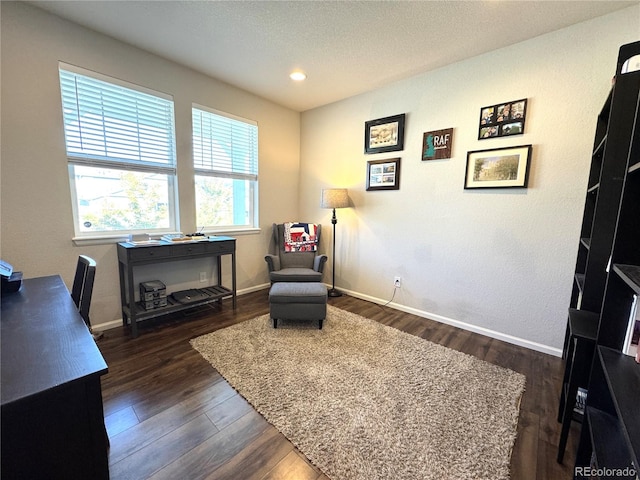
365 114 405 154
478 99 527 140
366 158 401 191
464 145 532 189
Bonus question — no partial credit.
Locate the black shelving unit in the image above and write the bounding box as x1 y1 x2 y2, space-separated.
570 40 640 478
576 348 640 479
558 41 640 465
566 53 638 319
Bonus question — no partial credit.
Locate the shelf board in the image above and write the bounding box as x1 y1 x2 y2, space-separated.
569 308 599 341
587 407 637 478
598 346 640 473
575 273 585 293
629 161 640 174
580 237 592 249
593 134 607 158
124 286 233 322
587 182 600 193
613 264 640 295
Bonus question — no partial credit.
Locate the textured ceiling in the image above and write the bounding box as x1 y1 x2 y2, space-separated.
29 0 638 112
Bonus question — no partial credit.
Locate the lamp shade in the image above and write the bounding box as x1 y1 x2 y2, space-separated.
321 188 349 209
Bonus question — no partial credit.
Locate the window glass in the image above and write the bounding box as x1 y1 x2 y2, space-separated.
72 165 173 232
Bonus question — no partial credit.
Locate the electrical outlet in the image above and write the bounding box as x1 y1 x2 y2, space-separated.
394 276 401 288
199 272 207 283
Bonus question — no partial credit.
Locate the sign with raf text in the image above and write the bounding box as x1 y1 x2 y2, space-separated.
422 128 454 161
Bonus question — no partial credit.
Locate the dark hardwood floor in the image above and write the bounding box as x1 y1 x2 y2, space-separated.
97 290 579 479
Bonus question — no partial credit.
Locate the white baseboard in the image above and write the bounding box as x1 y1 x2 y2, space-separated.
93 319 124 332
334 286 563 357
95 282 562 357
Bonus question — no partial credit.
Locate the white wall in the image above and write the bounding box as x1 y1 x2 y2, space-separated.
2 2 638 354
1 2 300 326
300 6 640 355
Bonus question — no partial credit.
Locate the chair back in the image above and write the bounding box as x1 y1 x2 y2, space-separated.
71 255 97 328
273 223 322 269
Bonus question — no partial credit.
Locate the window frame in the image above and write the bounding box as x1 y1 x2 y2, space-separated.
191 103 259 232
59 62 179 239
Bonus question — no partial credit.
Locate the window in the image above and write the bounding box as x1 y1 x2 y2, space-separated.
192 105 258 230
59 63 178 237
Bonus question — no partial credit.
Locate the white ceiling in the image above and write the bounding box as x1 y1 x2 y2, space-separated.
29 0 637 112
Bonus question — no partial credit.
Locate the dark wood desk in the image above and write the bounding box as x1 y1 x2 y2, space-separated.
1 275 109 479
117 236 236 338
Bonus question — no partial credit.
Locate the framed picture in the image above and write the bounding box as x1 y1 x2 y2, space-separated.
422 127 454 161
366 158 401 191
478 99 527 140
365 114 405 154
464 145 532 189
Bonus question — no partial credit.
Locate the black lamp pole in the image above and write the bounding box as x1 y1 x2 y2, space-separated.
328 207 341 297
322 188 348 297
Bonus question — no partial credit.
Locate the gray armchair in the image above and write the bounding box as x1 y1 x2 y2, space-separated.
265 223 327 283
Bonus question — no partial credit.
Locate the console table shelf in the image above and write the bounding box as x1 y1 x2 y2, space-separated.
123 285 234 321
117 236 236 338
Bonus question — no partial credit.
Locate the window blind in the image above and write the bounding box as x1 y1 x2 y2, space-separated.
192 106 258 179
59 65 176 168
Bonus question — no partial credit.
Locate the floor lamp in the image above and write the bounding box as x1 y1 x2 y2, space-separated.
321 188 349 297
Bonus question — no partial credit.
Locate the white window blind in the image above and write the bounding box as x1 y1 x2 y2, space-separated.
192 105 258 179
192 104 258 230
59 64 176 169
58 63 178 237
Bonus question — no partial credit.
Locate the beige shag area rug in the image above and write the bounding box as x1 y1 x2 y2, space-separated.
190 305 525 480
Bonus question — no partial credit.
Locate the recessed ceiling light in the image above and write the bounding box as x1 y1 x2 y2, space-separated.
289 71 307 81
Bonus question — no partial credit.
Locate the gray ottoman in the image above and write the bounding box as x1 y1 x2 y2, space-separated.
269 282 328 329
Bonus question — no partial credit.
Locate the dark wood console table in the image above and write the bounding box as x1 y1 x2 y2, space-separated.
1 275 109 479
117 236 236 338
